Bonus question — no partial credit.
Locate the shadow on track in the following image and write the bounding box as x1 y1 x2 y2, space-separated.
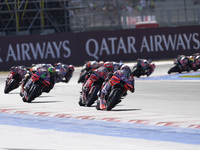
31 101 63 103
111 109 141 111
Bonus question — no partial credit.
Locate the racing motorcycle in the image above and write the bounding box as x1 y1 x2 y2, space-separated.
168 56 190 74
4 70 23 94
131 59 151 78
79 73 105 107
22 69 50 103
96 72 134 111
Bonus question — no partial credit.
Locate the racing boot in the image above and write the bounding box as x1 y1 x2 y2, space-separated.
99 96 106 110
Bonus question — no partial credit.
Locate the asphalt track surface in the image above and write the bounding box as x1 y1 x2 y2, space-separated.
0 61 200 150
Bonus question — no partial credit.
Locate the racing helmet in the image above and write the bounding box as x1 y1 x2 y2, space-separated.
104 61 113 72
42 63 48 69
120 65 131 76
62 64 69 72
90 61 99 69
150 63 155 70
99 61 104 67
10 66 15 70
68 65 75 71
48 67 56 74
113 62 124 71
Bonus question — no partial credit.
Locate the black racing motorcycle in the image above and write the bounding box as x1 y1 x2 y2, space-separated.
131 60 149 78
168 57 190 74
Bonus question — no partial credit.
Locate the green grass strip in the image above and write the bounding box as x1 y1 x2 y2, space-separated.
180 75 200 78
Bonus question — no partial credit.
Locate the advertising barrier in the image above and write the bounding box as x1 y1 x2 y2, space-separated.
0 25 200 71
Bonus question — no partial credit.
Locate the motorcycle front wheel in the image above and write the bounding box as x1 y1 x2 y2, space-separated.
168 65 180 74
86 86 100 107
27 85 40 103
4 79 17 94
106 89 121 111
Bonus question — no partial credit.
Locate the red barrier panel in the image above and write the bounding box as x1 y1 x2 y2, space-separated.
135 21 159 28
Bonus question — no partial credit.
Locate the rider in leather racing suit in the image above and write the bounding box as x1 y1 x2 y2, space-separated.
132 59 155 77
81 61 114 100
82 60 100 72
112 61 124 72
9 66 27 79
54 63 75 83
43 67 57 93
99 65 135 110
20 63 53 96
177 55 190 72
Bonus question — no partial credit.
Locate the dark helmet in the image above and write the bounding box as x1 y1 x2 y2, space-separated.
104 61 113 72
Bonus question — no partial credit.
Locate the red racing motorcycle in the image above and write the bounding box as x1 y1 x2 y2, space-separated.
22 69 50 103
96 71 134 110
4 70 23 94
79 72 105 107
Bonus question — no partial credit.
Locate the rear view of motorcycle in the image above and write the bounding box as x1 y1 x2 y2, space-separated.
22 69 50 103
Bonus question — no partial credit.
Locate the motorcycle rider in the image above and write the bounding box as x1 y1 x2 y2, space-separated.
43 67 57 93
20 63 54 96
112 61 124 72
22 67 50 101
62 64 75 83
29 63 52 72
8 66 27 86
187 54 200 71
80 61 114 105
9 66 27 79
82 60 100 72
6 66 27 93
99 65 135 110
131 59 155 77
54 62 74 83
177 55 190 72
98 61 105 67
55 64 74 83
78 61 101 84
